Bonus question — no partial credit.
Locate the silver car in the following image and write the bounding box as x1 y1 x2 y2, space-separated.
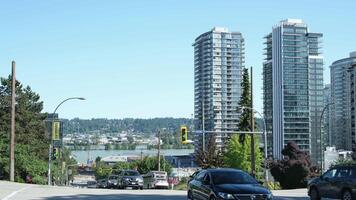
118 170 144 189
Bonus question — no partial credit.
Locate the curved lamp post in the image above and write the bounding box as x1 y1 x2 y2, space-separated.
241 106 268 182
48 97 86 186
320 102 334 172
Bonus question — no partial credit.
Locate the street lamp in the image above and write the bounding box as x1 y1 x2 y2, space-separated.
320 102 334 173
241 106 268 182
48 97 86 186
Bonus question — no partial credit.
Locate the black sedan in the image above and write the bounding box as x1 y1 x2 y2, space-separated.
187 168 273 200
308 165 356 200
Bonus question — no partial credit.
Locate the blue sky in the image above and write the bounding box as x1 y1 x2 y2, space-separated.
0 0 355 119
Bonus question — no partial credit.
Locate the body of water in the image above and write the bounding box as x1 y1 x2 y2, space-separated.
71 149 194 164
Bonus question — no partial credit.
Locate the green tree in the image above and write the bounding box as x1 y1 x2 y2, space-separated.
0 76 50 183
94 162 112 180
237 68 253 142
224 134 263 178
133 156 172 175
112 161 131 174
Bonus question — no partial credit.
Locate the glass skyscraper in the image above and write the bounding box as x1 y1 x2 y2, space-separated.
263 19 323 162
330 52 356 152
193 27 245 152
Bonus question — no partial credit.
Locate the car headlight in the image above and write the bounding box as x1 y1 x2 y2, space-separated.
136 178 143 182
218 192 234 199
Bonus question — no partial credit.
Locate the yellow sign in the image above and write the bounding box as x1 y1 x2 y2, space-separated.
52 121 60 140
181 126 188 144
62 162 66 173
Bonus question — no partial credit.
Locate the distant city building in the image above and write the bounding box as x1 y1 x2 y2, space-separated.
193 27 245 152
330 52 356 152
263 19 323 163
323 84 332 146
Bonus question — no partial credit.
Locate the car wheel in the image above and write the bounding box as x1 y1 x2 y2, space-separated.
310 188 320 200
209 196 216 200
187 190 194 200
342 190 352 200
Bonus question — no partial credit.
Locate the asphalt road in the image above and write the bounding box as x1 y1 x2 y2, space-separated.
0 181 309 200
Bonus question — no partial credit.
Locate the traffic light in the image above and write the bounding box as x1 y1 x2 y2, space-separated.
181 126 188 144
52 147 59 160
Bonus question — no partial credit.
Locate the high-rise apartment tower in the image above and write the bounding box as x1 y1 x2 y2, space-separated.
193 27 245 152
263 19 323 163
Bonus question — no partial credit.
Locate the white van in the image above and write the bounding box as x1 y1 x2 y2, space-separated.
143 171 169 189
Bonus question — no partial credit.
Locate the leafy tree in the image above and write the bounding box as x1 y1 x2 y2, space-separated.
195 136 224 168
0 76 50 183
112 162 131 174
330 158 356 169
94 162 112 180
133 156 172 175
224 134 263 178
270 141 318 189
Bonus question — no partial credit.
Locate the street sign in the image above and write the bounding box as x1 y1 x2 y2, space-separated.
168 176 179 185
52 121 60 140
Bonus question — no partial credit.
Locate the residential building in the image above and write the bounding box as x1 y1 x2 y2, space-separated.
263 19 323 163
193 27 245 152
330 52 356 152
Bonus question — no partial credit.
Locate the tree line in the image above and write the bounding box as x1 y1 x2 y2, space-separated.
61 118 193 136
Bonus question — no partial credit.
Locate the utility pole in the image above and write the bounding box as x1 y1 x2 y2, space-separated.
10 61 16 182
250 66 256 177
202 100 205 152
157 130 161 171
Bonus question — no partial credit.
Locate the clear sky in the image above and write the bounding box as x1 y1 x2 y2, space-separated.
0 0 355 119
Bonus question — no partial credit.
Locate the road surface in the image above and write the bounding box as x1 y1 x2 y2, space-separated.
0 181 308 200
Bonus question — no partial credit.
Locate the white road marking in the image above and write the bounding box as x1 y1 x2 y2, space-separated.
1 185 33 200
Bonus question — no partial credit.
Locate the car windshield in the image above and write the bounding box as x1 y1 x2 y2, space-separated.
124 171 140 176
211 171 258 185
109 176 118 180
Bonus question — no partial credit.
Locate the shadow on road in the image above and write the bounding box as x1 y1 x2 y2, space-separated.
43 193 185 200
275 196 309 200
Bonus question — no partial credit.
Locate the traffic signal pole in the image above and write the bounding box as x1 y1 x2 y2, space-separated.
48 143 52 186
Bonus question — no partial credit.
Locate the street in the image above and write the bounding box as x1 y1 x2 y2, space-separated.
0 181 309 200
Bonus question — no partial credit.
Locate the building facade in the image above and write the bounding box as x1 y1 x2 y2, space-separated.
330 52 356 152
263 19 323 162
193 27 245 153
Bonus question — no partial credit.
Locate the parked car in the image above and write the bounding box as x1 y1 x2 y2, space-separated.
118 170 144 189
107 175 119 189
143 171 169 189
87 180 97 188
97 179 107 188
187 168 272 200
308 165 356 200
